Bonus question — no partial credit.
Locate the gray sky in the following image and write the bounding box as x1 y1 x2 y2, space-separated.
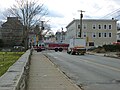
0 0 120 33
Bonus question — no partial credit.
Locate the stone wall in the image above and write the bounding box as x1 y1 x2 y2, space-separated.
0 49 32 90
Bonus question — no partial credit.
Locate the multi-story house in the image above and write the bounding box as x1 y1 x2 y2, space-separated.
66 19 117 47
55 31 66 43
1 17 23 47
117 31 120 42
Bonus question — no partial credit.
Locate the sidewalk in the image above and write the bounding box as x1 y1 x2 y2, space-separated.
27 51 80 90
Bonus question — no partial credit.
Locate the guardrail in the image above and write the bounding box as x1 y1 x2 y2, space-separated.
0 49 32 90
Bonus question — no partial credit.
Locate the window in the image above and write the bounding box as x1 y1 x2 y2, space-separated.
92 24 96 29
92 33 96 38
104 33 107 38
98 33 102 37
108 32 112 37
78 32 81 37
108 24 112 30
83 24 87 30
78 25 80 29
104 25 107 29
83 32 87 37
98 24 102 29
89 42 94 46
119 34 120 38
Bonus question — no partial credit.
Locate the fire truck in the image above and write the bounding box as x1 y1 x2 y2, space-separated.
46 42 69 52
33 43 46 52
34 42 69 52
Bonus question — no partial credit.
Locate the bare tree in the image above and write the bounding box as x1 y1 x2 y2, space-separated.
6 0 48 28
4 0 48 49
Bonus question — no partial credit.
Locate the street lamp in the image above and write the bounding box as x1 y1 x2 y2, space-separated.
78 10 85 38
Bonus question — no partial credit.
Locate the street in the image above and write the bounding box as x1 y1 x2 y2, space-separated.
45 51 120 90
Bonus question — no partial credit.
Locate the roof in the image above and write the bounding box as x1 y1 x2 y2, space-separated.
66 19 118 28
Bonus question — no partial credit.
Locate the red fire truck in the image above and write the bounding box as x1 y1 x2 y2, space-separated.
46 43 69 52
33 43 46 52
34 42 69 52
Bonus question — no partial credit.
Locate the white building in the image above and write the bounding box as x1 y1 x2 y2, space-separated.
66 19 117 47
117 31 120 42
55 31 66 43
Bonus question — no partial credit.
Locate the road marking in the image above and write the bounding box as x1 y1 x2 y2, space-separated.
83 59 120 72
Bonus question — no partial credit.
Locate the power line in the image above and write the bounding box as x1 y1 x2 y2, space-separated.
101 8 120 19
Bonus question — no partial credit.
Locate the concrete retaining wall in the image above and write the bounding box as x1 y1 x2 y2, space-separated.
0 49 32 90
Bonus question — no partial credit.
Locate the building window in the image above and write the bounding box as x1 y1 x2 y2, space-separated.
104 25 107 29
108 32 112 37
92 33 96 38
98 24 102 29
119 34 120 38
104 33 107 38
92 24 96 29
78 32 80 37
89 42 94 46
83 32 87 37
98 33 102 37
83 24 87 30
78 25 80 29
108 24 112 30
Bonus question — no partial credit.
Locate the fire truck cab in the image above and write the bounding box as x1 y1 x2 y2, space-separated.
34 43 46 52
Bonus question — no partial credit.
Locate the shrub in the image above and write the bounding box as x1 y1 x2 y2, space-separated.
103 44 120 52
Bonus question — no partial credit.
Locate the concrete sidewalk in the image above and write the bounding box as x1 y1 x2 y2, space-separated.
27 51 80 90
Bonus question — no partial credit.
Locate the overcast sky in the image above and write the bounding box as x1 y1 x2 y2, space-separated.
0 0 120 33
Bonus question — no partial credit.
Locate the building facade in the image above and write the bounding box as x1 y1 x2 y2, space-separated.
55 31 66 43
66 19 117 47
1 17 23 47
117 31 120 42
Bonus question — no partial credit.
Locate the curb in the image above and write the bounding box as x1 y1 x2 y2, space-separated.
87 52 120 59
44 53 82 90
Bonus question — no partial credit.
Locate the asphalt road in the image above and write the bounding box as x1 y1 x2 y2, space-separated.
45 51 120 90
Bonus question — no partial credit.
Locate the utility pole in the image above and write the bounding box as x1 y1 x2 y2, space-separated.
61 27 63 43
78 10 85 38
40 21 44 41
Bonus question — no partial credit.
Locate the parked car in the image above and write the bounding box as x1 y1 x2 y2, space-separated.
13 46 25 51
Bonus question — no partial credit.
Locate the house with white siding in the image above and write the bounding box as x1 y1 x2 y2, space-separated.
117 31 120 42
66 19 117 47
